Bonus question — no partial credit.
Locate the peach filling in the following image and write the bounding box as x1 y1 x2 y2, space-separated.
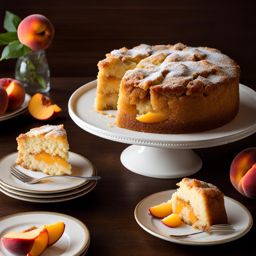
35 152 69 169
136 111 168 123
175 198 198 224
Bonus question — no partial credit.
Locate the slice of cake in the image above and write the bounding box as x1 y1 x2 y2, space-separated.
170 178 228 231
16 124 71 175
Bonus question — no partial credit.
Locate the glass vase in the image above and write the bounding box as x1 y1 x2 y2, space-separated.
15 50 50 94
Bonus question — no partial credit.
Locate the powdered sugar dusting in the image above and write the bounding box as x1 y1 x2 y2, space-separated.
27 124 67 137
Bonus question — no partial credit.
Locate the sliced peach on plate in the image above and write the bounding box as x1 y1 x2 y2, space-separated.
136 111 168 123
28 93 62 120
149 202 172 218
161 213 183 227
45 221 65 246
1 226 47 256
26 227 49 256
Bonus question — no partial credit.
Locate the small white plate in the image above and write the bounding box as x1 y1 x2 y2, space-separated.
0 211 90 256
0 180 96 198
134 190 253 245
0 94 30 121
0 152 95 194
0 182 97 203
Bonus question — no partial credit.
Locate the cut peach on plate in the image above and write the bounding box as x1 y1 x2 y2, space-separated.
149 202 172 218
28 93 62 120
136 111 168 123
1 226 47 256
161 213 183 227
45 221 65 246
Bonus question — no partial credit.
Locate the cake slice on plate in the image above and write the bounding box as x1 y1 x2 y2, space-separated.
170 178 228 231
16 124 71 175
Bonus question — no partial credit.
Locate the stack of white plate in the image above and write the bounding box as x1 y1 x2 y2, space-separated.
0 152 97 203
0 211 90 255
0 94 30 122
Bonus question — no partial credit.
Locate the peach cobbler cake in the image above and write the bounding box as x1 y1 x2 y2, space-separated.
96 43 240 133
16 124 71 175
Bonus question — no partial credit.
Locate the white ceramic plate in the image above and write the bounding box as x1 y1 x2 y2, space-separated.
0 180 96 198
0 94 30 121
134 190 253 245
68 81 256 149
0 181 97 203
0 152 95 194
0 211 90 256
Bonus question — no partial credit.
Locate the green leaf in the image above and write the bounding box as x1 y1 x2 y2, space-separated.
0 40 31 60
4 11 21 32
0 32 18 45
36 74 47 89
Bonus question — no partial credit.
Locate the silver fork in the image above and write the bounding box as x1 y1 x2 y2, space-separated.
10 165 101 184
169 224 235 238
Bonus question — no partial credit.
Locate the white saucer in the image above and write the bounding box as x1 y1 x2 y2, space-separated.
134 190 253 245
0 94 30 121
0 182 97 203
0 211 90 256
0 152 95 194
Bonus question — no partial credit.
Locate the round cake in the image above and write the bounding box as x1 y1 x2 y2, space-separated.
96 43 240 133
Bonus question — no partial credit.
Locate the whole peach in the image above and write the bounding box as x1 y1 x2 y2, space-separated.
17 14 54 51
0 78 25 111
0 86 8 116
230 148 256 198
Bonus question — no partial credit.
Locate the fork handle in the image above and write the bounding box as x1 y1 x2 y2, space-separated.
170 231 204 238
50 175 101 180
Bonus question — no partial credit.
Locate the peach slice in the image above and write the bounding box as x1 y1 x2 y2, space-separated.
28 93 62 120
149 202 172 218
45 222 65 246
161 213 183 227
26 227 49 256
1 226 46 255
136 111 168 123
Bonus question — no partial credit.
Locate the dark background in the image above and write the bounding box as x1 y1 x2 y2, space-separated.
0 0 256 88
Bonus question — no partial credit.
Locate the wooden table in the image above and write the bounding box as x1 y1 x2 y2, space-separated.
0 77 255 255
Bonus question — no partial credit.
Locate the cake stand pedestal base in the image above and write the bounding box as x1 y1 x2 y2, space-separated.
120 145 202 179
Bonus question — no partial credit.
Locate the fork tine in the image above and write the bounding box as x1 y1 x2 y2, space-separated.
10 166 32 182
10 168 30 182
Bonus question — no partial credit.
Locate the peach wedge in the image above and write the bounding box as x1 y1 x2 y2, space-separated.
45 221 65 246
161 213 183 227
149 202 172 218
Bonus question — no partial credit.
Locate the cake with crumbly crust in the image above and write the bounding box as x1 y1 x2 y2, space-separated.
16 124 71 175
170 178 228 231
96 43 240 133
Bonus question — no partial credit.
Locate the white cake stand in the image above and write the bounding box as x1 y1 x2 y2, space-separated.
68 80 256 179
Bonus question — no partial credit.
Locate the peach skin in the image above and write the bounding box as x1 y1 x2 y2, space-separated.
1 227 46 255
17 14 54 51
230 147 256 198
0 86 8 116
0 78 25 111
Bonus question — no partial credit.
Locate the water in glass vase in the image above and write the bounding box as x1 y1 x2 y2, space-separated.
15 50 50 94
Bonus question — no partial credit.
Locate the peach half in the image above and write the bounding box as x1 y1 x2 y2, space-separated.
230 147 256 198
149 201 172 218
17 14 55 51
1 226 48 256
28 93 62 120
0 86 8 116
0 78 25 111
